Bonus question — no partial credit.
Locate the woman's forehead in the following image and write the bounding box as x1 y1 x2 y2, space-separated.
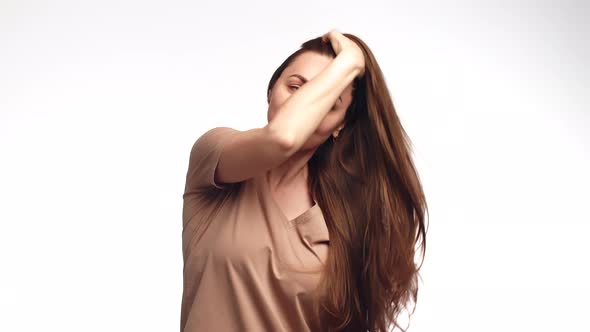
281 52 354 95
283 52 333 81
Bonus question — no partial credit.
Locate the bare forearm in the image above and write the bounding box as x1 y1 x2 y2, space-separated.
267 52 362 152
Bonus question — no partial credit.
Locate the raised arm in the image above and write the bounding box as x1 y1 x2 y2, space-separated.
266 51 362 154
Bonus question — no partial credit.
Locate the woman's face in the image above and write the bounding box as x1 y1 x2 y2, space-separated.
267 51 354 151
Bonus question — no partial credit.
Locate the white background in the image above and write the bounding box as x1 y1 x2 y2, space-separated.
1 0 588 331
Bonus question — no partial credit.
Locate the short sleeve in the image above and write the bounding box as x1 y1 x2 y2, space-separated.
183 126 241 194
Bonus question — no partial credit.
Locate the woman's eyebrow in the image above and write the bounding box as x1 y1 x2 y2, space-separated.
288 74 308 83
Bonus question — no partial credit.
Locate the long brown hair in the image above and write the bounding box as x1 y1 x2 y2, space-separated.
266 33 429 332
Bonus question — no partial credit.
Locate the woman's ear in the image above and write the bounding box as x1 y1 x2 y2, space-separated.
333 123 345 138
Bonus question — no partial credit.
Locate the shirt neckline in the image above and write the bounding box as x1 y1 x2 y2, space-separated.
263 171 320 226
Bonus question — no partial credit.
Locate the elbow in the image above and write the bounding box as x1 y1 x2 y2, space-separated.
265 124 295 153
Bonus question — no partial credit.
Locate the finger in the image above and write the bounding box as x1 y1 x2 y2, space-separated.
322 29 337 42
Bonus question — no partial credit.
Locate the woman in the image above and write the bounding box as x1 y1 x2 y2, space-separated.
181 29 428 332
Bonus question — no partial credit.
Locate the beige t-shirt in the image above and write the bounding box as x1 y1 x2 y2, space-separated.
181 127 330 332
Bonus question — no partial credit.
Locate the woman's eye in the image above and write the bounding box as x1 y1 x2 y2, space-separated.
289 85 300 90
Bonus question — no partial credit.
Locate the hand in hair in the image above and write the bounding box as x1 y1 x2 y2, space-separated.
321 29 366 78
